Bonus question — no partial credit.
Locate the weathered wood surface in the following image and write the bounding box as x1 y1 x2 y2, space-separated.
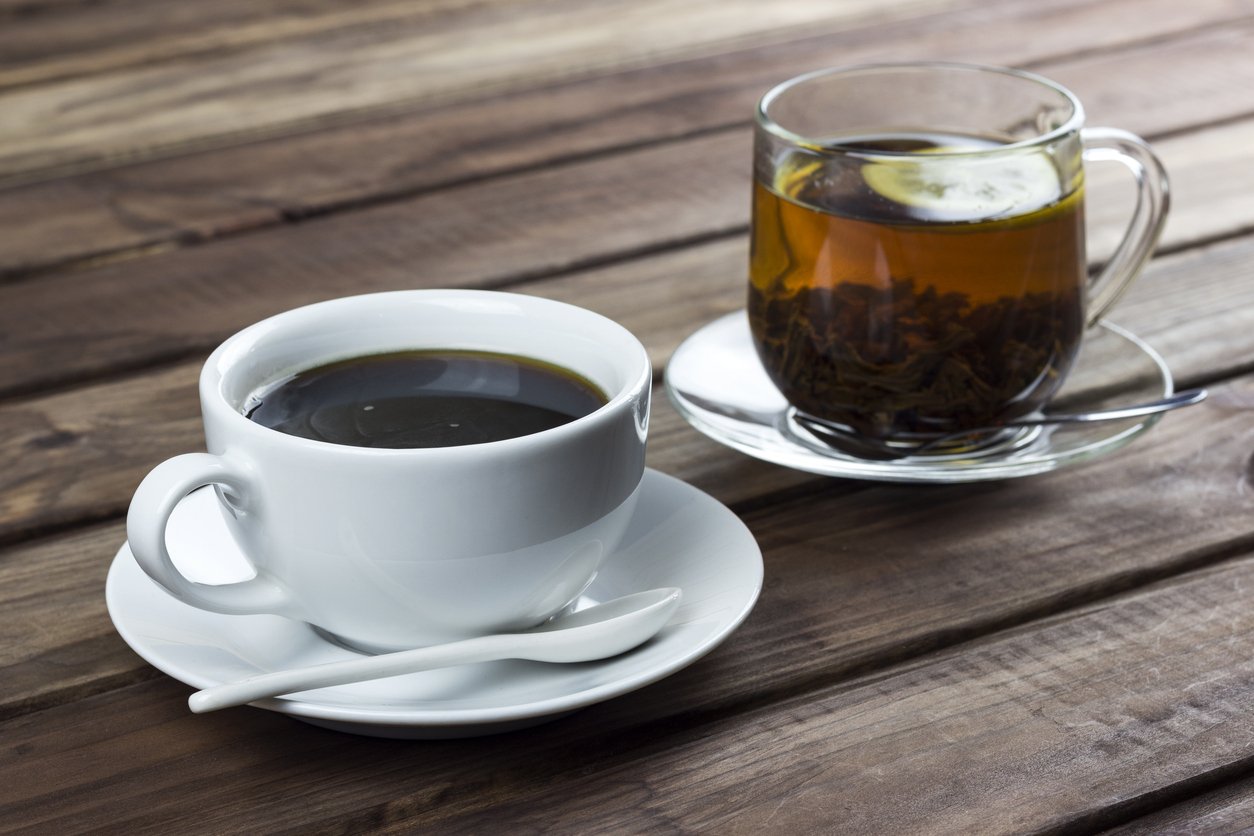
5 419 1254 830
1 0 1250 277
3 226 1252 544
0 110 1247 404
1108 776 1254 834
4 26 1254 398
5 373 1253 727
424 556 1254 834
4 0 1254 832
0 0 946 180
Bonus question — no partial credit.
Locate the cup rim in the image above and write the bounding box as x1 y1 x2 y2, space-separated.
200 289 651 459
755 61 1086 158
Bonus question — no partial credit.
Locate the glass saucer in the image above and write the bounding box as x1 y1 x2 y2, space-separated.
664 311 1174 483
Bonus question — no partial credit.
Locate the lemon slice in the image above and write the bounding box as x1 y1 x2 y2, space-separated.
861 150 1062 220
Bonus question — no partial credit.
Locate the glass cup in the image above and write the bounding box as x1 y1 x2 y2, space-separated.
748 62 1168 454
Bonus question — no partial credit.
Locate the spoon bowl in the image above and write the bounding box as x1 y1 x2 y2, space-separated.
188 587 682 714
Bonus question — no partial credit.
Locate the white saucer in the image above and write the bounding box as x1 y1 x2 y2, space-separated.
106 469 763 739
665 311 1174 483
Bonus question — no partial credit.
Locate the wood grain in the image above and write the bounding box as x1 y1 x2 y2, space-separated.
4 102 1254 400
1 0 1250 277
1106 775 1254 834
0 360 203 541
3 348 1254 726
2 225 1253 543
4 221 1252 722
0 0 948 180
0 0 562 90
1086 118 1254 259
0 519 157 722
5 1 1254 831
1042 22 1254 136
5 441 1254 831
0 129 752 397
0 362 821 545
0 0 508 88
424 557 1254 834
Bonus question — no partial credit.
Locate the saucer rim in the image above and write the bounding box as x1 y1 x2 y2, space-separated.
665 310 1172 483
106 468 764 730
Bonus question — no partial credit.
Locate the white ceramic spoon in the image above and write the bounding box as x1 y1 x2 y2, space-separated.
188 587 682 713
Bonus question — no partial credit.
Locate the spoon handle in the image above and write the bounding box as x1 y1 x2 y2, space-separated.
796 388 1208 460
188 633 517 713
906 388 1208 455
188 588 681 714
1027 387 1207 425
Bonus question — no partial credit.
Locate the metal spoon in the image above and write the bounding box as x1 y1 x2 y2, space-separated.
795 388 1208 460
188 587 682 713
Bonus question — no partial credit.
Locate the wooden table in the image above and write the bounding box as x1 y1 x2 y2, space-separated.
5 0 1254 831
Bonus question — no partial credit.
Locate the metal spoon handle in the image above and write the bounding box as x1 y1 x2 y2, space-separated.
1019 387 1207 425
796 388 1207 460
910 388 1208 455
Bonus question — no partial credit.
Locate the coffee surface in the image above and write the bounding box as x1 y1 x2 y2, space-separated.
749 131 1085 439
245 350 607 448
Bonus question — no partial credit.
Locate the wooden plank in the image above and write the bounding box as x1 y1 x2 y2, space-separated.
1042 23 1254 136
4 100 1254 401
0 360 202 541
0 0 138 14
1 0 1249 277
0 519 160 721
0 0 948 181
423 556 1254 834
0 423 809 722
3 263 1254 720
0 361 817 545
2 223 1254 542
1087 118 1254 259
1110 233 1254 378
2 4 1248 832
1106 775 1254 833
0 130 753 396
4 420 1254 830
0 0 496 88
2 221 1254 543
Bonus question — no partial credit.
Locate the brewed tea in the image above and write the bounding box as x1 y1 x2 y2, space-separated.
244 350 607 448
749 132 1085 440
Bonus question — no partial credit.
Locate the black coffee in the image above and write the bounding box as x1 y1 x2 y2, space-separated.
244 350 607 448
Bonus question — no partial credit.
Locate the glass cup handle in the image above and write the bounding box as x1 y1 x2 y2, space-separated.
1081 127 1171 326
126 453 293 616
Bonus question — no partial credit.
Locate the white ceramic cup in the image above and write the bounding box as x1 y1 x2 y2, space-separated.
126 290 651 652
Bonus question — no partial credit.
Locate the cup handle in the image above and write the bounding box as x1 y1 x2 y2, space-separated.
1080 127 1170 326
126 453 293 615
